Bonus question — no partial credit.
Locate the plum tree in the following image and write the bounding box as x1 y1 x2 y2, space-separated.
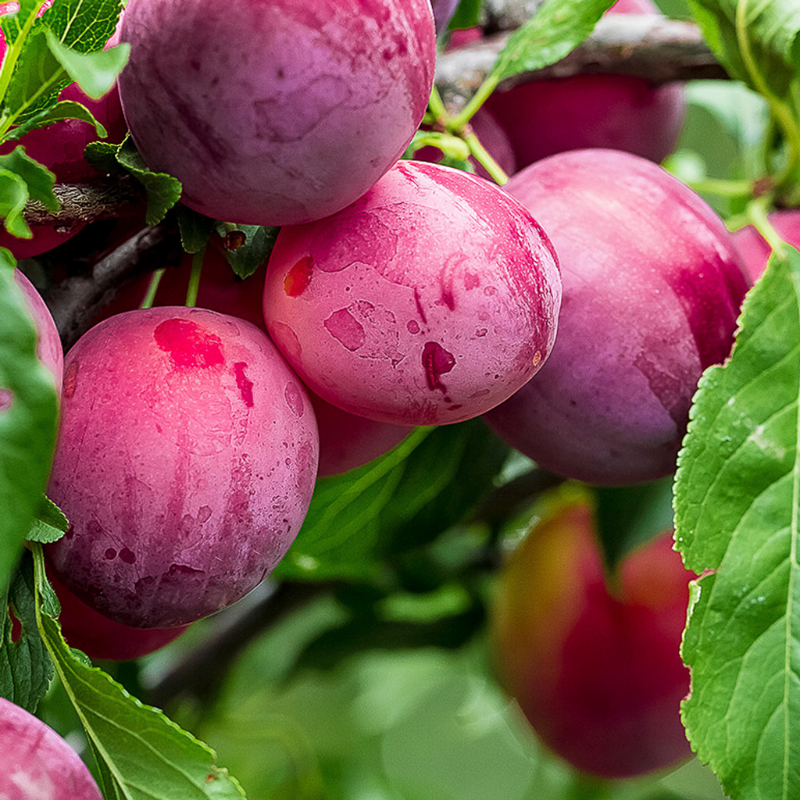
485 148 750 485
262 159 562 426
46 306 319 628
483 0 685 169
117 0 437 226
733 210 800 282
0 696 103 799
49 570 187 661
14 268 63 389
0 21 127 258
490 492 693 778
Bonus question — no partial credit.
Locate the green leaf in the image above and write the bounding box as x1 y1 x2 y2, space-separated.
0 252 59 590
83 139 125 174
449 0 483 31
45 30 129 99
686 0 800 99
0 169 33 238
178 206 216 254
44 0 123 53
491 0 616 83
224 225 280 279
2 27 66 124
0 145 58 210
0 0 44 47
276 420 508 581
31 546 248 800
116 138 182 226
0 553 54 712
3 99 108 142
674 246 800 800
27 495 69 544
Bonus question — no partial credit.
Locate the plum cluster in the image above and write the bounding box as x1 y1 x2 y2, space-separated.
3 0 758 783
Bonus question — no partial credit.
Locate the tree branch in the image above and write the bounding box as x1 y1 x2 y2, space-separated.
436 14 726 111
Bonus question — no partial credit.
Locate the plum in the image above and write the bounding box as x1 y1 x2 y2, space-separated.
0 697 103 800
490 495 693 778
46 306 319 628
0 16 128 258
733 209 800 282
13 269 63 390
262 159 562 426
485 149 750 484
48 570 187 661
118 0 437 226
484 0 685 169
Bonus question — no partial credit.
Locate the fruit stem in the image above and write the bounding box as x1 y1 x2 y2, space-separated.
463 130 508 186
186 249 204 308
427 85 451 126
140 268 165 310
449 74 500 131
746 195 788 257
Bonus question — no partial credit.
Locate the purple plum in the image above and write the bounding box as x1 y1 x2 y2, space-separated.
118 0 437 226
485 149 750 484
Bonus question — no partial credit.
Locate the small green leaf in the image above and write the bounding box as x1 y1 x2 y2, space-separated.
449 0 483 31
3 99 108 142
27 495 69 544
674 246 800 800
0 554 54 712
178 206 216 254
31 546 248 800
0 253 59 590
224 225 279 279
116 138 182 226
0 0 42 47
45 30 129 99
491 0 616 83
83 139 124 173
0 146 58 210
0 170 33 238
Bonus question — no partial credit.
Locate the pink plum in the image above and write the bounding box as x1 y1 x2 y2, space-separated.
485 149 750 485
0 697 103 800
13 269 63 390
118 0 437 226
484 0 685 169
262 159 562 426
46 307 319 628
491 496 692 778
733 209 800 282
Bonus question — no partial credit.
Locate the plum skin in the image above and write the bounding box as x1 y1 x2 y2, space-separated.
484 0 685 169
0 697 103 800
262 159 562 427
14 269 63 390
490 496 692 778
118 0 437 226
485 148 751 485
46 307 319 628
49 570 187 661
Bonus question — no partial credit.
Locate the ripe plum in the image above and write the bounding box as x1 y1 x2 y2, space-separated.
485 149 750 484
262 159 561 426
46 307 319 628
118 0 437 225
